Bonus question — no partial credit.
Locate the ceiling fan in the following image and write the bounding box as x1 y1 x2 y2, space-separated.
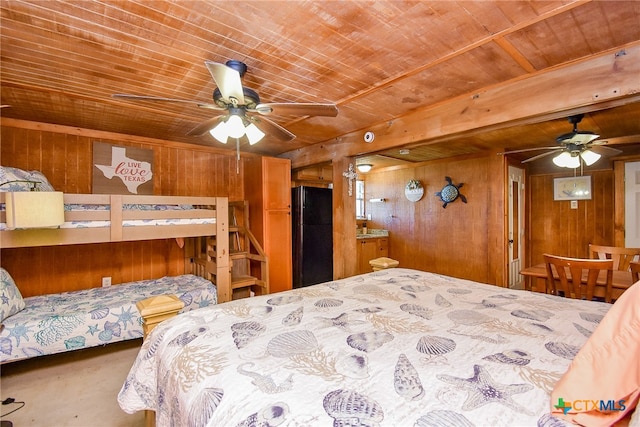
500 114 622 168
113 60 338 145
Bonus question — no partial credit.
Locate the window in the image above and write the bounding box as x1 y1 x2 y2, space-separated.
356 180 365 219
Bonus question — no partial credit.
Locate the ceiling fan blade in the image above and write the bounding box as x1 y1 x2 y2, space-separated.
187 115 226 137
593 135 640 145
112 94 222 110
253 103 338 117
590 145 623 157
204 61 245 105
248 115 296 142
522 149 562 163
498 146 560 155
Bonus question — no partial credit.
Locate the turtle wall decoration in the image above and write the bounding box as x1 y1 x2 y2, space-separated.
435 176 467 208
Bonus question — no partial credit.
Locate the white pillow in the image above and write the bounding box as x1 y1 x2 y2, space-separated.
0 267 25 322
0 166 56 192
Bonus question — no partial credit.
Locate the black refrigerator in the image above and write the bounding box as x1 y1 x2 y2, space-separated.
292 186 333 288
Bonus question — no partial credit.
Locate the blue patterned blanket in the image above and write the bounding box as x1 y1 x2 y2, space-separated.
1 274 216 362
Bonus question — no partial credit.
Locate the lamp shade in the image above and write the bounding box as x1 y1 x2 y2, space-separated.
357 164 373 173
209 121 229 143
226 114 246 138
580 149 601 166
245 123 265 145
553 152 580 168
5 191 64 229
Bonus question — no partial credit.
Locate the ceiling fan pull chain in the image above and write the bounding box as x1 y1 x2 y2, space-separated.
236 138 240 174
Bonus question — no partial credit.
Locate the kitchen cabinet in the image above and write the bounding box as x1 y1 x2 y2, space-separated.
245 156 292 293
356 237 388 274
293 164 333 182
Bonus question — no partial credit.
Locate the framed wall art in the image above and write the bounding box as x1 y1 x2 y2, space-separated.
553 176 591 200
93 142 154 195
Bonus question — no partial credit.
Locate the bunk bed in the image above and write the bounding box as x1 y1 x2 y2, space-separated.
0 167 234 362
118 268 640 426
0 192 231 302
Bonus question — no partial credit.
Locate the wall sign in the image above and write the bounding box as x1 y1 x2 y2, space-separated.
93 142 153 194
553 176 591 200
405 179 424 202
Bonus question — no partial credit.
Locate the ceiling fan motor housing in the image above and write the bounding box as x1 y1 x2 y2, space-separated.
213 87 260 109
225 60 247 77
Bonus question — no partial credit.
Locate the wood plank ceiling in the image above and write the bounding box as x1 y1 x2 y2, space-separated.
1 1 639 170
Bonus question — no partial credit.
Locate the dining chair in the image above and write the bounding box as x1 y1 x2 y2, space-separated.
543 254 614 302
588 244 640 271
630 261 640 283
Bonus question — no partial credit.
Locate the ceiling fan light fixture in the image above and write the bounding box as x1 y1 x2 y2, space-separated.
553 151 580 168
580 149 601 166
245 123 265 145
357 164 373 173
552 151 569 167
226 114 246 139
209 121 229 143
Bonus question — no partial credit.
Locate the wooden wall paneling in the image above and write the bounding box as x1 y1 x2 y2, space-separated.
229 157 242 201
26 129 41 171
156 145 168 194
77 136 92 193
193 150 206 196
613 160 626 246
64 134 77 192
527 170 615 266
364 154 498 285
332 157 358 279
217 155 232 198
589 171 615 248
179 147 190 195
167 147 179 195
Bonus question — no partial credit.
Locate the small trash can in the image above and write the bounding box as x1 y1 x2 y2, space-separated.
369 257 399 271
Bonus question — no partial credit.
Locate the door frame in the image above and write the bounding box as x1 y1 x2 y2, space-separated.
507 164 526 289
614 158 640 246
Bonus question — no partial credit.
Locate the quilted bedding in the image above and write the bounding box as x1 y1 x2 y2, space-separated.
0 274 216 362
0 203 216 231
117 268 611 426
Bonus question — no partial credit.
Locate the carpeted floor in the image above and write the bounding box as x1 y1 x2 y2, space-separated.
1 339 145 427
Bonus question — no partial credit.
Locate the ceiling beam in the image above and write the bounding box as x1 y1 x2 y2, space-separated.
283 42 640 169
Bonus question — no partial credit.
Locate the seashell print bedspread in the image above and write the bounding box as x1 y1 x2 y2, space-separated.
0 275 217 362
118 268 610 426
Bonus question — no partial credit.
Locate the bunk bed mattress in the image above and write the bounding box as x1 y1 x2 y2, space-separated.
0 203 216 231
118 268 612 426
0 274 217 362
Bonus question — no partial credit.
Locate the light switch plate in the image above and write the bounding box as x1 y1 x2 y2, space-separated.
570 200 578 209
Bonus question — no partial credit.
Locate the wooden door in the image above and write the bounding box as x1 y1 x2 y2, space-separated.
265 209 292 293
357 239 378 274
508 166 525 289
264 157 291 210
244 156 292 294
625 161 640 247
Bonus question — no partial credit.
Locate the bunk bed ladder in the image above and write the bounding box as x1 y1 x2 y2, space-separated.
229 201 269 299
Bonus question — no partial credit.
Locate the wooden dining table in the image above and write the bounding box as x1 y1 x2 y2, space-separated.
519 264 636 302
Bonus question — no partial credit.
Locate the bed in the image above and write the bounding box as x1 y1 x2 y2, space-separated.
0 192 226 247
117 268 639 426
0 166 232 302
0 273 217 363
